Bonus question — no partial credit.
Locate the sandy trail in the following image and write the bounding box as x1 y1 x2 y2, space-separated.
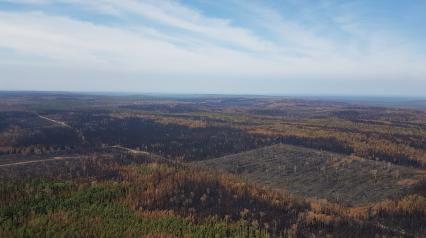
37 114 71 128
0 156 80 167
110 145 151 155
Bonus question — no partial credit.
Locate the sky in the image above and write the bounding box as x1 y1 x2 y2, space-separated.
0 0 425 96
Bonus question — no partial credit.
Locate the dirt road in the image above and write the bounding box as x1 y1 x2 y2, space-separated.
37 114 71 128
0 156 80 168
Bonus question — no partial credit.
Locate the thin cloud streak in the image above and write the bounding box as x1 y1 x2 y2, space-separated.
0 0 425 95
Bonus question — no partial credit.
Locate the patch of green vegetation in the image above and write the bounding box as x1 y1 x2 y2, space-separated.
0 179 268 238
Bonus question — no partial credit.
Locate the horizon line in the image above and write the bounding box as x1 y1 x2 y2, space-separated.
0 90 425 100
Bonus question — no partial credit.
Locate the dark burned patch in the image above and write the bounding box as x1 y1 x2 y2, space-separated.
70 114 271 160
0 111 41 130
0 112 82 148
15 127 81 147
0 153 155 181
331 110 362 119
120 104 202 113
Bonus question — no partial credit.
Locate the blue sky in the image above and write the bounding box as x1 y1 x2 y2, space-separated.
0 0 425 96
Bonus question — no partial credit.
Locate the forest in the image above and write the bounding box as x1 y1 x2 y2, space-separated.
0 93 425 237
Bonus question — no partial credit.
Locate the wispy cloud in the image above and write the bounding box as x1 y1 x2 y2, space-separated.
0 0 425 95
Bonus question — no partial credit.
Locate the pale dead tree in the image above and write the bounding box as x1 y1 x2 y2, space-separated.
392 169 400 179
319 165 328 182
386 162 392 171
371 169 378 180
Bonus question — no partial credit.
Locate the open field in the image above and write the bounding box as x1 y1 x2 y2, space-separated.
195 144 424 205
